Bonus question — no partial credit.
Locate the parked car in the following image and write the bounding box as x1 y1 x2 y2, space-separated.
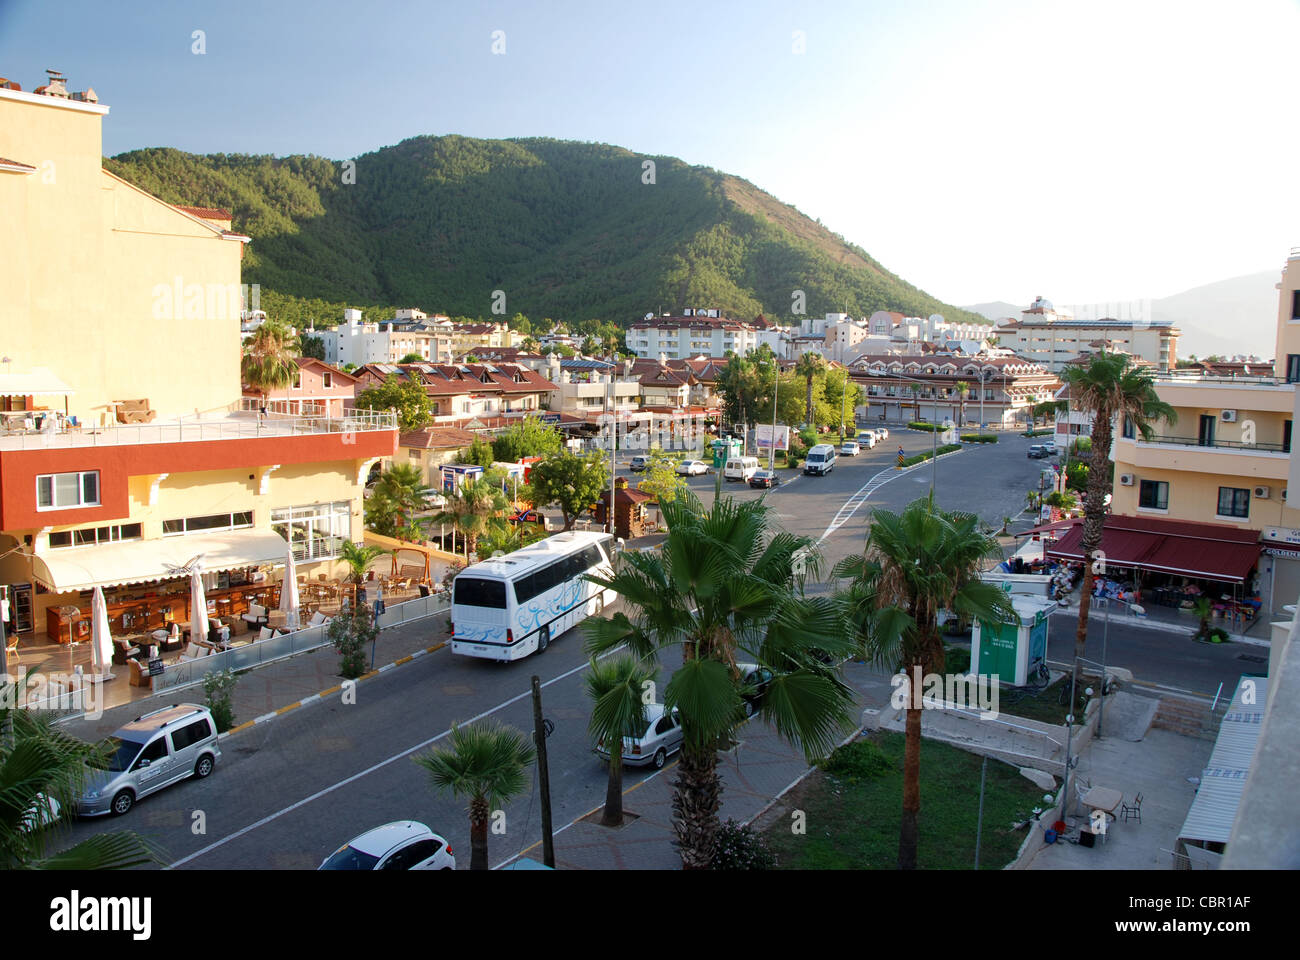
506 508 550 530
629 455 650 473
676 459 710 476
319 821 455 870
749 469 780 489
76 704 220 817
1040 440 1058 455
1027 444 1049 459
595 703 683 769
737 662 774 717
840 440 861 456
875 427 889 440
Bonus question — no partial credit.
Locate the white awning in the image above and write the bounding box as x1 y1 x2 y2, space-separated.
32 529 290 593
0 367 75 397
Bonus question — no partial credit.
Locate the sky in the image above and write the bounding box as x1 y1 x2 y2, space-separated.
2 0 1297 309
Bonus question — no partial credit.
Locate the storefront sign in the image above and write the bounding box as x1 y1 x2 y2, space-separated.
1264 548 1300 560
1262 526 1300 546
147 658 165 676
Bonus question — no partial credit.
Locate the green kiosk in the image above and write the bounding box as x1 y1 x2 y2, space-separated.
711 437 743 470
971 586 1055 687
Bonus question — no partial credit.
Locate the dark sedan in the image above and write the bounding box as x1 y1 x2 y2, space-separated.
748 469 780 489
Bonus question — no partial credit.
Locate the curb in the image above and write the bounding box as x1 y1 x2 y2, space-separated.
220 641 446 739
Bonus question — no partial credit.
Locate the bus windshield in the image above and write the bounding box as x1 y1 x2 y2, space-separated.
454 577 507 608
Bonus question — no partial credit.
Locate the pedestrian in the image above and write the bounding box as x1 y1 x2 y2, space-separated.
373 581 385 620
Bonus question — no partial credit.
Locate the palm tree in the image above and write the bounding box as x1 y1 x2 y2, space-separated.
909 382 923 421
955 381 970 428
431 476 508 560
584 655 657 826
413 720 535 870
372 463 432 539
241 319 300 406
339 541 388 603
1 697 163 869
833 495 1016 869
584 493 856 868
1061 354 1175 695
794 352 823 427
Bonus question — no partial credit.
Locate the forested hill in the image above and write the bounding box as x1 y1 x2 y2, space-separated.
106 135 978 327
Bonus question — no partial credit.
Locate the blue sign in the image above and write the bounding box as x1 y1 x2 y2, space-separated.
540 413 561 424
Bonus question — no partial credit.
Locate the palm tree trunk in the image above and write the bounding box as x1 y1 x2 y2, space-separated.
601 742 625 826
672 745 722 869
899 700 922 870
469 797 490 870
805 376 814 427
1073 410 1113 695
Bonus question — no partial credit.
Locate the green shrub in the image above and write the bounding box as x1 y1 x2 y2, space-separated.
944 646 971 673
1021 428 1053 437
202 669 239 733
822 740 895 783
328 603 378 679
960 433 997 443
900 443 961 467
908 421 944 432
788 457 803 469
711 818 777 870
798 427 818 447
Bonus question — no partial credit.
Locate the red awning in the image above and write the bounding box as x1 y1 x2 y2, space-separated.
1044 515 1260 583
1015 518 1082 538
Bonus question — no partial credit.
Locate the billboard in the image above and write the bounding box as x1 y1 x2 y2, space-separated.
754 424 791 452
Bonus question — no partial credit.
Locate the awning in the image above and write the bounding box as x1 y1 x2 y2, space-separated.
31 529 290 593
0 367 75 397
1015 518 1082 538
1044 515 1260 583
1178 675 1268 846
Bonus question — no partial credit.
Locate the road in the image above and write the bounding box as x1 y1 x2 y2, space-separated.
56 429 1240 867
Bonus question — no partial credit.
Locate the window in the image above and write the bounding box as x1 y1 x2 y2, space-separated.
291 374 302 390
271 502 350 561
323 372 333 389
1138 480 1168 510
163 512 253 536
170 717 212 750
133 738 168 769
36 471 100 510
1217 487 1250 519
48 523 142 549
454 577 507 609
1292 290 1300 321
1288 355 1300 384
1122 416 1135 440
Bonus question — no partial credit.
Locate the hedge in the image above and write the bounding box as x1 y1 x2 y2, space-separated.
960 433 998 443
1021 428 1053 437
900 443 961 467
908 421 945 432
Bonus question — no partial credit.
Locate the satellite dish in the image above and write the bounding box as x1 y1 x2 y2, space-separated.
644 312 654 320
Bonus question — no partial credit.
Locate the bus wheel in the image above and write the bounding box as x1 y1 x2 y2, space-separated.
538 626 550 652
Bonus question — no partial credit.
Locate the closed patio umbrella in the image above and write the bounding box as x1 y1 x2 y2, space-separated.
280 543 300 630
90 586 115 681
190 566 209 644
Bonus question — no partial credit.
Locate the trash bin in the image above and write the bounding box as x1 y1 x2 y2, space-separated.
1044 829 1058 844
1079 829 1096 848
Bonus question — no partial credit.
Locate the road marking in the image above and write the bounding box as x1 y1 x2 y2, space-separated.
170 651 616 868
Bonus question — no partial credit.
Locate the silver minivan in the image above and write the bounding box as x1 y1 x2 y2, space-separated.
77 703 221 817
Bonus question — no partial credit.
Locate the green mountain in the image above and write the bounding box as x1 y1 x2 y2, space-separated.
105 135 979 328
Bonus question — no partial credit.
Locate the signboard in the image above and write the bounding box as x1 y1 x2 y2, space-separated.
540 413 561 424
147 658 165 676
753 424 791 452
1263 526 1300 546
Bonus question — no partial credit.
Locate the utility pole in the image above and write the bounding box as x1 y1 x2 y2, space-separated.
769 359 779 470
974 754 988 869
607 378 616 536
530 675 555 868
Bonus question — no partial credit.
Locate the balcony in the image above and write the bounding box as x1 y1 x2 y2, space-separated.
1140 434 1288 453
1117 435 1291 481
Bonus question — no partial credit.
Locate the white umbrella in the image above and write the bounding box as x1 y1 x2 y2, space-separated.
280 543 300 630
190 566 209 644
90 586 115 681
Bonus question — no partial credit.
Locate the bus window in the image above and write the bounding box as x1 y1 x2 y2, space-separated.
453 578 507 609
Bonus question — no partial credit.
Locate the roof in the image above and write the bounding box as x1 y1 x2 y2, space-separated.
347 821 437 857
1179 675 1269 845
293 357 360 382
1045 515 1260 582
399 427 479 449
0 155 37 173
173 205 232 221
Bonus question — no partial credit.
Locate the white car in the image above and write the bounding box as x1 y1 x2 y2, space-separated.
856 430 878 447
596 703 683 769
840 441 861 456
875 427 890 440
675 459 710 476
1041 440 1058 455
319 821 456 871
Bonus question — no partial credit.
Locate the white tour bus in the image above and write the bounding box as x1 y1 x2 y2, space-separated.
450 531 617 662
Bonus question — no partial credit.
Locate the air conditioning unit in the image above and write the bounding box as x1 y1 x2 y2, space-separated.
1119 474 1135 486
1254 486 1270 499
1221 409 1237 422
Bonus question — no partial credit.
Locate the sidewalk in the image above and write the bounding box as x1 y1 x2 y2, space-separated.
1051 591 1271 648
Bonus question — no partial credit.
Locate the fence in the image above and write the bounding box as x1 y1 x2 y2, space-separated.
150 592 450 693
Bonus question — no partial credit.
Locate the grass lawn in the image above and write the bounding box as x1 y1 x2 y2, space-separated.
762 732 1045 869
1000 676 1099 727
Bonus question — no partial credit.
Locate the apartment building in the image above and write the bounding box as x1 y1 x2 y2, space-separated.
243 358 361 417
322 309 453 366
995 297 1179 373
353 362 558 426
848 355 1060 427
0 74 396 641
626 311 788 359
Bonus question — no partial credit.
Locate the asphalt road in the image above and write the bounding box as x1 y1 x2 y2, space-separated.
55 429 1243 868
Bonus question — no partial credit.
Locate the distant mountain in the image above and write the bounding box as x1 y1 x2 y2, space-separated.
1150 271 1279 359
104 136 983 329
962 301 1023 323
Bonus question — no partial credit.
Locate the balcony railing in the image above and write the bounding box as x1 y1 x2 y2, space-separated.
1135 434 1289 453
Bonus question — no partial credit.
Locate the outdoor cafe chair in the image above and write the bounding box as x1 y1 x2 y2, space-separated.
1120 793 1143 824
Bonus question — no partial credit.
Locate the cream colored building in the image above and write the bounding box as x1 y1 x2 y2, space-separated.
996 297 1179 373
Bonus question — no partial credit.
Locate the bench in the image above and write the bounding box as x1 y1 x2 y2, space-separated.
116 398 156 424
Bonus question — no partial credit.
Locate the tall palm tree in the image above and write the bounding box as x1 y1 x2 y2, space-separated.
834 495 1016 869
955 381 970 428
431 476 508 560
585 493 856 868
794 352 823 427
339 541 388 604
1061 354 1175 694
584 655 658 826
413 720 535 870
241 319 300 406
1 697 163 869
373 463 432 539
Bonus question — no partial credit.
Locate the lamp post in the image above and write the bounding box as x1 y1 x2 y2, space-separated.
769 360 779 470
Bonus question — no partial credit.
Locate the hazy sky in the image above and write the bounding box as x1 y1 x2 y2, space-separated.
3 0 1296 308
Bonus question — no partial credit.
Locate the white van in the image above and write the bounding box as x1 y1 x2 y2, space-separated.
724 456 761 482
804 444 837 476
857 429 878 448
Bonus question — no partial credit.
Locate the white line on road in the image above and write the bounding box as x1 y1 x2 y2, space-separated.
169 654 607 869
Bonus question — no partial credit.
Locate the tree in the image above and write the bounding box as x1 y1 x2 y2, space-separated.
431 476 508 559
909 382 923 420
461 437 496 468
339 541 388 603
0 696 163 869
476 518 545 557
299 334 327 361
327 601 378 678
584 493 856 868
1060 354 1176 697
354 374 432 432
413 721 535 870
242 319 300 402
1032 400 1067 428
584 655 657 826
529 450 609 531
635 452 688 505
398 352 424 364
795 352 824 426
955 381 970 427
508 312 532 336
368 464 432 539
822 367 863 432
491 418 563 463
833 495 1017 869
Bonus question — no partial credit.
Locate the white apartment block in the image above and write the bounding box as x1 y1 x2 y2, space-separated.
323 309 452 366
627 311 759 359
995 296 1179 373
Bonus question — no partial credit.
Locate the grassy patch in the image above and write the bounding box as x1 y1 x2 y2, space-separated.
763 732 1043 869
1021 428 1053 437
1000 678 1093 726
901 443 961 467
960 433 997 443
